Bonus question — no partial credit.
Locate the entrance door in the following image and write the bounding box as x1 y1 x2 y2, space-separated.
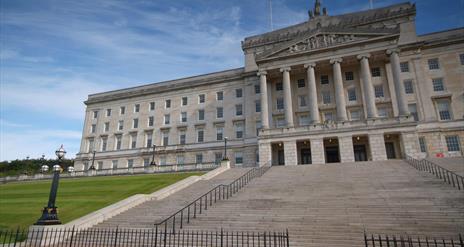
353 145 367 162
325 147 340 163
385 142 396 159
301 148 312 164
277 150 285 165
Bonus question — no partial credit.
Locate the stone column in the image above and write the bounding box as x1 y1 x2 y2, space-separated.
310 137 325 164
368 133 387 161
258 142 272 166
258 70 269 129
304 63 320 123
281 67 294 127
284 140 297 165
387 49 409 116
357 54 378 118
330 58 348 121
339 136 355 163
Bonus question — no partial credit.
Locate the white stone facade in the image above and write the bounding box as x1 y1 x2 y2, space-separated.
75 2 464 170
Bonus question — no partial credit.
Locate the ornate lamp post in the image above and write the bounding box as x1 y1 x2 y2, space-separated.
35 145 66 225
222 137 229 161
150 144 157 166
89 150 96 170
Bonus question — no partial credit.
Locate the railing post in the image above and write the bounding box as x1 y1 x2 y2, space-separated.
180 210 183 229
68 226 75 247
113 227 119 247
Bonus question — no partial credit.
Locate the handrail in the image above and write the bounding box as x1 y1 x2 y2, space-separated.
405 155 463 190
154 165 271 232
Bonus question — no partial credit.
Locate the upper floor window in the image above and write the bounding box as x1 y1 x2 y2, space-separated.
90 124 96 133
236 88 243 98
460 54 464 65
400 62 409 72
235 123 244 139
179 130 186 145
165 99 171 108
182 97 188 106
236 104 243 116
320 75 329 84
350 110 361 121
198 94 205 104
276 82 283 91
345 71 354 81
255 101 261 112
198 109 205 121
322 91 331 104
436 99 452 120
348 88 357 101
432 78 445 92
130 133 137 149
216 91 223 101
371 67 381 77
104 122 110 132
118 120 124 131
374 85 384 98
299 114 310 126
119 106 125 115
164 114 170 125
149 102 155 111
324 112 334 121
197 128 204 143
216 107 223 118
378 107 388 118
115 135 122 150
256 121 262 136
276 98 284 110
134 104 140 113
428 58 440 70
297 79 305 88
93 110 98 119
254 85 260 94
101 137 108 152
445 136 461 152
106 109 111 117
132 118 139 128
408 104 418 121
162 131 169 146
298 95 307 107
148 116 154 127
146 133 153 148
216 126 224 141
181 112 187 123
404 80 414 94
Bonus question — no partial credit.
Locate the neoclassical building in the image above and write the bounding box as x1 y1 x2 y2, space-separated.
75 1 464 170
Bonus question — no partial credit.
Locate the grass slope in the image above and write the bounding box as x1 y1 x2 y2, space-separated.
0 172 203 230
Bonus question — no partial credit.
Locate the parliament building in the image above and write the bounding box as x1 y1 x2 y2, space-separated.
75 1 464 170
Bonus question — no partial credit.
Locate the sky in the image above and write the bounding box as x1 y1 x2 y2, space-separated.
1 0 463 161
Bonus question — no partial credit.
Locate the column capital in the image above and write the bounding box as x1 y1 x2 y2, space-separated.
386 48 401 55
329 57 343 64
279 67 291 72
257 70 267 76
356 53 371 60
304 62 316 69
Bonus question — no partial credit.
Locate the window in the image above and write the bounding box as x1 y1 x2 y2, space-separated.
254 85 260 94
428 58 440 70
134 104 140 113
236 88 243 98
182 97 188 106
235 123 244 139
160 156 166 166
276 82 283 91
350 110 361 121
120 106 125 115
162 131 169 146
216 126 223 141
404 80 414 94
165 99 171 108
83 161 89 171
255 101 261 112
196 154 203 164
130 133 137 149
106 109 111 117
322 91 331 104
324 112 334 121
143 158 150 167
235 152 243 165
146 133 153 148
115 135 122 150
216 91 223 101
298 95 307 107
148 116 154 127
320 75 329 84
118 120 124 131
297 79 305 88
181 112 187 123
348 88 357 101
198 109 205 120
88 138 95 152
276 98 284 110
400 62 409 72
445 136 460 152
256 121 262 136
418 137 427 153
236 104 243 116
104 122 110 132
198 94 205 103
101 137 107 151
133 118 138 128
378 107 388 118
197 129 204 143
216 107 223 118
460 54 464 65
127 159 133 168
164 114 170 125
436 99 452 120
432 78 444 91
374 85 384 98
215 153 223 165
179 130 186 145
91 124 96 133
408 104 418 121
299 114 310 126
149 102 155 111
276 117 285 127
371 67 381 77
97 161 103 170
345 71 354 81
111 160 118 170
92 110 98 119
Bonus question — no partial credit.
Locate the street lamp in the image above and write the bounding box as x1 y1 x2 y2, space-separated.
222 137 229 161
150 144 157 166
88 150 96 170
35 145 66 225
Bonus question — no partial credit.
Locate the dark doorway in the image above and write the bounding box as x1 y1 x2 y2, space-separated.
277 150 285 165
385 142 396 159
301 148 312 164
354 145 367 161
325 146 340 163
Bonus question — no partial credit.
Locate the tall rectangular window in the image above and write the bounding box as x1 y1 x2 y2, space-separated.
146 133 152 148
297 79 305 88
254 84 260 94
91 124 96 133
118 120 124 131
182 97 188 106
115 135 122 150
236 88 243 98
120 106 125 115
428 58 440 70
88 138 95 152
324 112 334 121
445 136 460 152
111 160 118 170
320 75 329 84
235 104 243 116
101 137 107 151
256 121 262 136
104 122 110 132
215 153 222 165
298 95 307 107
432 78 444 91
179 130 186 145
276 117 285 127
198 94 205 103
345 71 354 81
235 152 243 165
255 101 261 112
436 99 452 120
93 110 98 119
400 62 409 72
165 99 171 108
216 91 223 101
148 116 154 127
162 131 169 146
196 154 203 164
197 129 204 143
404 80 414 94
235 123 244 139
378 108 388 118
177 155 185 165
276 98 284 110
133 118 139 128
149 102 155 111
216 126 224 141
374 85 384 98
164 114 170 125
216 107 223 118
276 82 283 91
106 109 112 117
418 137 427 153
371 67 381 77
127 159 134 168
143 158 150 167
408 104 418 121
160 156 166 166
198 109 205 120
299 114 310 126
134 104 140 113
130 133 137 149
460 54 464 65
348 88 356 101
181 112 187 122
322 91 331 104
350 110 361 121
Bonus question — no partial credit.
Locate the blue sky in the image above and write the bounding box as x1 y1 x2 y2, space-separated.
1 0 463 161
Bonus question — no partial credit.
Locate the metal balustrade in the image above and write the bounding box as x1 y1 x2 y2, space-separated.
364 232 463 247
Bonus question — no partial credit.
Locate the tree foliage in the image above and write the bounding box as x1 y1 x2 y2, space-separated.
0 158 75 177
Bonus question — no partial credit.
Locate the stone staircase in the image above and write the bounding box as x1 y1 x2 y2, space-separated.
176 160 464 247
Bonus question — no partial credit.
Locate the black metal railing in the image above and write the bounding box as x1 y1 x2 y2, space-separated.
0 227 289 247
154 166 271 233
405 155 464 190
364 232 463 247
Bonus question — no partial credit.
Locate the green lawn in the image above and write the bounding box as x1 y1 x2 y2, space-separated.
0 172 203 230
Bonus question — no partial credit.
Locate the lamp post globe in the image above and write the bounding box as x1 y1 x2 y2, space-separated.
41 165 49 173
55 145 66 160
68 166 75 173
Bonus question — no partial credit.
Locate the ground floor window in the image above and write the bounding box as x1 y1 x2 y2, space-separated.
196 154 203 164
445 136 461 152
418 137 427 153
235 152 243 165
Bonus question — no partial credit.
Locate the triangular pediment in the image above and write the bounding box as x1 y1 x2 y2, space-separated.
255 26 399 61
